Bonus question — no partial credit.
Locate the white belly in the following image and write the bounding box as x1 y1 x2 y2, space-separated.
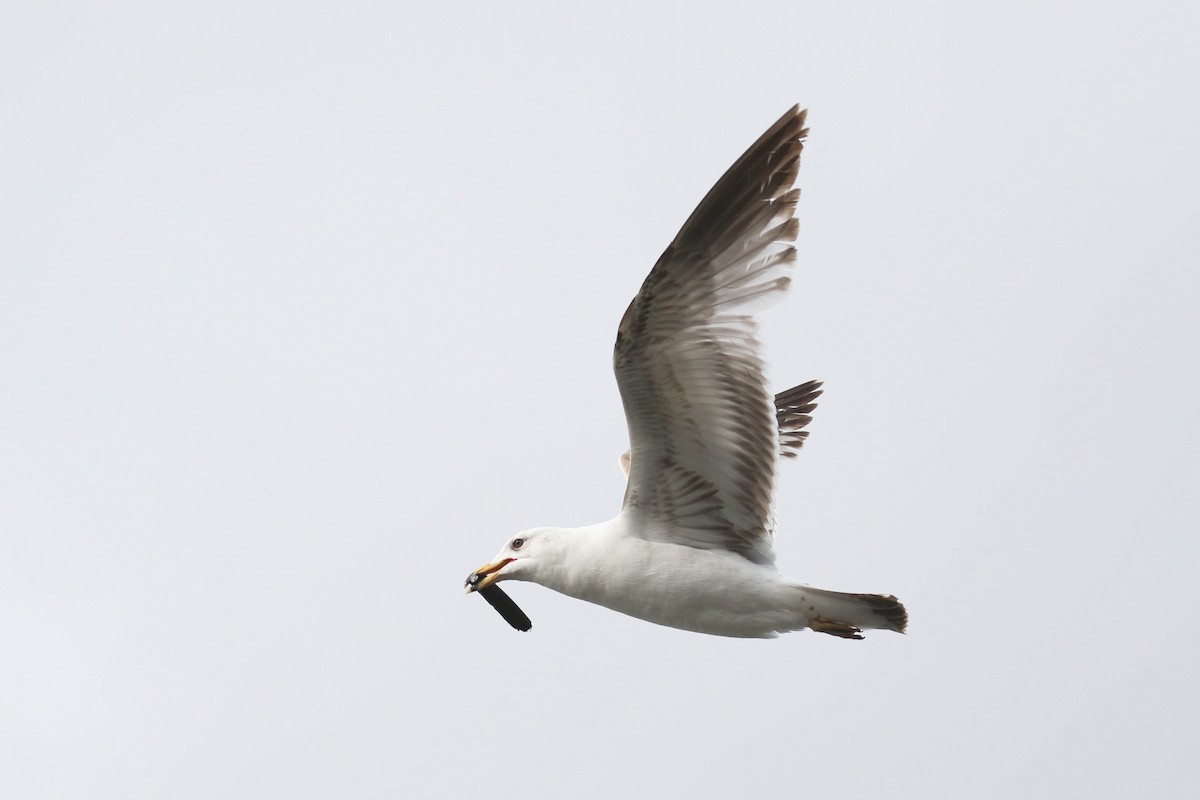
544 535 808 638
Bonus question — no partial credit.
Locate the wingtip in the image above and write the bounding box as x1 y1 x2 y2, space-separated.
669 104 810 253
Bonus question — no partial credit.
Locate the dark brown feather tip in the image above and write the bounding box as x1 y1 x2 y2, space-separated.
775 380 823 455
852 592 908 633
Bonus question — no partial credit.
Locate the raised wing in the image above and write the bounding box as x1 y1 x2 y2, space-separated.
618 379 823 477
775 379 823 458
614 106 807 566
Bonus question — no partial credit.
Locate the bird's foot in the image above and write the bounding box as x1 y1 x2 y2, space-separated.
810 619 864 640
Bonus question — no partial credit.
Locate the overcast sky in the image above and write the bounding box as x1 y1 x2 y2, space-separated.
3 2 1197 798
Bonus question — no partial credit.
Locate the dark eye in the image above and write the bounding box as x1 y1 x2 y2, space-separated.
511 538 525 550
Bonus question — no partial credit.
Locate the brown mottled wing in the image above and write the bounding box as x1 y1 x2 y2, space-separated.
617 380 823 476
614 106 808 566
776 380 823 458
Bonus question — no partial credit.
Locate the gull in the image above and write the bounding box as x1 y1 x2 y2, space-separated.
466 106 907 639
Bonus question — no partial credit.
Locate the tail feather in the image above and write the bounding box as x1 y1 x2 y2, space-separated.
799 586 908 638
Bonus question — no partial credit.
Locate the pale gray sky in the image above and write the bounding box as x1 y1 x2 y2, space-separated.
3 2 1197 798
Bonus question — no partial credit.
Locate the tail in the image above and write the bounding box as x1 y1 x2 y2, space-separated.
798 586 908 639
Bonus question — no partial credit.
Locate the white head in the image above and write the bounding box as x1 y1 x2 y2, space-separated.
464 527 567 593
